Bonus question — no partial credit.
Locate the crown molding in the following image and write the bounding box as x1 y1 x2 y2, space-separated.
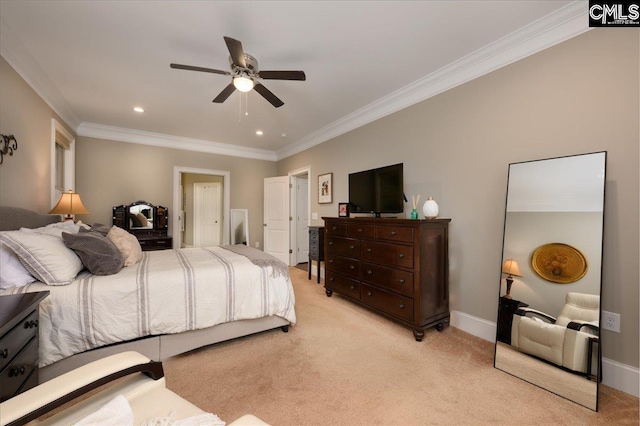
0 17 81 131
276 1 590 160
77 122 277 161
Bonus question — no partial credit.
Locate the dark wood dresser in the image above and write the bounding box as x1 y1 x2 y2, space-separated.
113 201 172 251
308 226 324 283
322 217 450 341
497 297 528 344
0 291 49 401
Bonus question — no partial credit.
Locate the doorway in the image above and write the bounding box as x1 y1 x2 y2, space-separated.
289 167 311 267
172 167 230 249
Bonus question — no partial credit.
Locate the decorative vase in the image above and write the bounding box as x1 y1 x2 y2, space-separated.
410 208 418 220
422 197 439 219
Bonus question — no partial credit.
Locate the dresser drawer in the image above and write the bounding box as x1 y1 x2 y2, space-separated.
375 225 414 243
325 272 361 300
326 254 360 279
361 241 414 269
0 309 39 372
139 237 173 251
362 263 414 297
348 223 375 238
0 336 38 401
309 242 320 256
362 284 414 322
325 222 348 236
326 236 360 258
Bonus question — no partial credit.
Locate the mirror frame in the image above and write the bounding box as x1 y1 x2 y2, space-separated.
494 151 606 411
230 209 249 246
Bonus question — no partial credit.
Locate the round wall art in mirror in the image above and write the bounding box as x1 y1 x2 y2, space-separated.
531 242 588 284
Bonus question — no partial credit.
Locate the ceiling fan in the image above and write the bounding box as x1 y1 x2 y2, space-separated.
170 36 306 108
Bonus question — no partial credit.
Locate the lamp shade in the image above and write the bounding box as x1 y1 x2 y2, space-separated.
49 191 90 218
502 259 522 277
233 75 254 93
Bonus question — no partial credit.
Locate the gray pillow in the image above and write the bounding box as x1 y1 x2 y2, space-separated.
88 223 112 236
62 231 124 275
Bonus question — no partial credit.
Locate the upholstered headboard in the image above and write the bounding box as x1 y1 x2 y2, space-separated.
0 206 59 231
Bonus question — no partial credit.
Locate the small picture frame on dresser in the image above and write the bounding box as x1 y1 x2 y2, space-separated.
338 202 349 217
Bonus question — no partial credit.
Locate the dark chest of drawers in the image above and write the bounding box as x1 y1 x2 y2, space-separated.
322 217 450 341
308 226 324 283
0 291 49 402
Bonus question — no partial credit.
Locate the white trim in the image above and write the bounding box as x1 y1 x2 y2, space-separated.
450 310 497 343
0 18 81 130
275 1 589 160
452 310 640 397
172 166 230 249
78 122 276 162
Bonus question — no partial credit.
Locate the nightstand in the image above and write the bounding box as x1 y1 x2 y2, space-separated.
0 291 49 402
308 226 324 283
497 296 528 344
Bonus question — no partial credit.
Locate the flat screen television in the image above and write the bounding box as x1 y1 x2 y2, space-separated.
349 163 404 217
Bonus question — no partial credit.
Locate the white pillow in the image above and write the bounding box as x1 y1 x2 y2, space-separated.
20 220 82 238
0 243 36 289
106 226 143 267
0 230 83 285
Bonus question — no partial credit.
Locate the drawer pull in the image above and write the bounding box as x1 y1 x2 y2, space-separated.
9 366 26 377
329 241 334 245
367 270 372 275
399 303 405 309
329 259 334 263
367 291 372 297
0 349 8 359
329 277 334 282
399 279 405 284
157 240 166 244
332 226 338 231
398 253 404 259
349 245 355 250
357 228 363 233
366 248 372 253
349 265 355 270
350 285 355 290
24 320 38 329
391 231 397 236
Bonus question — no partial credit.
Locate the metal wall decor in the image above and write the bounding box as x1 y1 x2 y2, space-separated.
531 242 588 284
0 134 18 165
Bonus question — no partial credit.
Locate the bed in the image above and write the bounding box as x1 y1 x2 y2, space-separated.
0 206 296 383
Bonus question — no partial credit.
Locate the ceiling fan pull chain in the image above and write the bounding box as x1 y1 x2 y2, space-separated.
245 92 249 116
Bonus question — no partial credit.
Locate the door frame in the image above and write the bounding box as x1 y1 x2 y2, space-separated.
172 166 230 249
288 166 311 266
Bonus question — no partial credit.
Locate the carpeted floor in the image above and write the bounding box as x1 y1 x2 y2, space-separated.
163 267 639 425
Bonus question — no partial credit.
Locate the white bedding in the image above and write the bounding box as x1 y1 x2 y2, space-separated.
0 246 296 367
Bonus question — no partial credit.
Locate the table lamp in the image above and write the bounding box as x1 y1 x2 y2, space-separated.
49 190 90 221
501 258 522 299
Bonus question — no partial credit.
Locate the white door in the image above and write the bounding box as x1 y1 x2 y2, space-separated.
264 176 290 264
296 177 309 263
194 182 221 247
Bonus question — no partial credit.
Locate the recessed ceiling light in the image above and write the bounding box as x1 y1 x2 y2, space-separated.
133 107 144 113
256 130 264 136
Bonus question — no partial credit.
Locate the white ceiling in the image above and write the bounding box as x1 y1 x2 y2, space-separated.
0 1 586 161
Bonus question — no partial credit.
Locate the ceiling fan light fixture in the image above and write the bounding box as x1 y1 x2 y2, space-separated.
233 75 254 92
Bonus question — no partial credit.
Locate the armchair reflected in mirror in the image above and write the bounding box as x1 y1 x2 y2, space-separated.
494 152 606 411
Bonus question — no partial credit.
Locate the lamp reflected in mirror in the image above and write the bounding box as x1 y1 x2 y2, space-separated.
501 258 522 299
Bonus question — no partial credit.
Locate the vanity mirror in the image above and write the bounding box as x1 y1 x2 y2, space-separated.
112 201 171 251
494 152 606 411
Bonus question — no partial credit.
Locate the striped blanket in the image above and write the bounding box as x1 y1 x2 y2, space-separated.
1 246 296 367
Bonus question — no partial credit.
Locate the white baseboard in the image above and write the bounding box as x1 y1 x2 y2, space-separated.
450 310 639 398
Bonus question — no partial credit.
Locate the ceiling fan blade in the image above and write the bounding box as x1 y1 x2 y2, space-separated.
258 70 306 81
212 83 236 103
224 36 246 68
254 83 284 108
170 63 230 75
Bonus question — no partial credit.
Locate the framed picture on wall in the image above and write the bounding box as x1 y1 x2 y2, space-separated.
338 202 349 217
318 173 333 204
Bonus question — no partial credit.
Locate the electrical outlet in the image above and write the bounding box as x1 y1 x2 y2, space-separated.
255 242 260 248
312 212 318 220
602 310 620 333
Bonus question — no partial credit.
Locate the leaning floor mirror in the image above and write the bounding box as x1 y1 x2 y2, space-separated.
494 152 606 411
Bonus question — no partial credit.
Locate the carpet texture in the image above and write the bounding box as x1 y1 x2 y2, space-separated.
163 267 639 425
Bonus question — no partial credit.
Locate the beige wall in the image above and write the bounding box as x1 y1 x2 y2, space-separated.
0 56 75 210
75 136 276 249
276 29 639 367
